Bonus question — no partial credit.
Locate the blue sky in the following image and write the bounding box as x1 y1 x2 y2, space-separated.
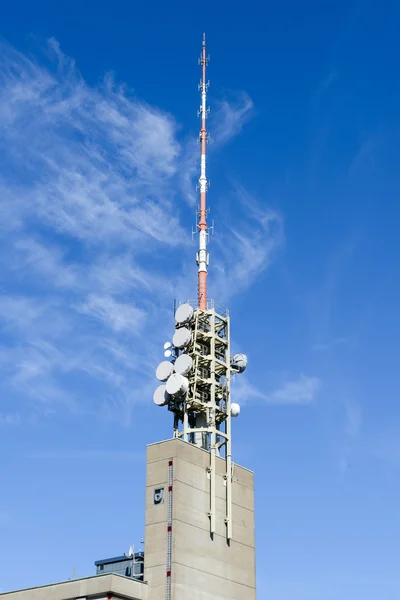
0 0 400 598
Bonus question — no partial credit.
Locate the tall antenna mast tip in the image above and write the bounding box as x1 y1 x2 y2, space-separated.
197 31 208 310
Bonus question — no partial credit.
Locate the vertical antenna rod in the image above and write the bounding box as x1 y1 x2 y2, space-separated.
197 33 209 310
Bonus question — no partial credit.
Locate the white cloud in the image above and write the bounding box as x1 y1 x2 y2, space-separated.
0 39 188 422
0 39 282 424
0 39 184 248
232 374 320 406
211 183 284 299
212 92 254 145
12 238 77 288
0 296 44 331
78 294 146 333
312 336 349 352
344 399 362 438
337 398 362 474
268 375 321 404
0 413 20 425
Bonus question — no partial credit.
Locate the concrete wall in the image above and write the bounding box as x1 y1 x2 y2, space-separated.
0 574 147 600
144 439 256 600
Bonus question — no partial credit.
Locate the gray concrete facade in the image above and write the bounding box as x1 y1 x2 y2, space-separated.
0 573 147 600
144 439 256 600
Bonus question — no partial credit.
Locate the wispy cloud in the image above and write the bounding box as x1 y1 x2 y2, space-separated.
179 91 254 206
306 235 359 349
338 398 362 474
312 336 349 352
0 413 20 425
343 399 362 438
0 39 279 424
312 69 338 110
0 296 44 331
212 183 284 299
78 294 146 333
232 374 321 406
212 92 254 145
0 39 189 422
0 40 183 248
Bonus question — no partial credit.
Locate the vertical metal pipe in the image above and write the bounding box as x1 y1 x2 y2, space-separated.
226 313 233 541
183 403 189 442
210 308 216 535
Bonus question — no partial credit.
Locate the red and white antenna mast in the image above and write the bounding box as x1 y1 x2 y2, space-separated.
196 33 210 310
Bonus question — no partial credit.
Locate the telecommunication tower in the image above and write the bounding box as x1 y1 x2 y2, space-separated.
153 33 248 542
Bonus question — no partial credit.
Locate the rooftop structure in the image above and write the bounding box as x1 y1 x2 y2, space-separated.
0 573 147 600
143 438 256 600
95 551 145 581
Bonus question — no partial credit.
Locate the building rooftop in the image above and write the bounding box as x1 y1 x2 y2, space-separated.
0 573 147 600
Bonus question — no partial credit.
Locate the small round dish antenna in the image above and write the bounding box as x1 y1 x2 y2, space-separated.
164 342 172 350
166 373 189 397
153 384 170 406
231 353 248 373
175 303 194 326
164 349 173 358
231 402 241 417
173 327 191 349
174 353 193 376
156 360 174 382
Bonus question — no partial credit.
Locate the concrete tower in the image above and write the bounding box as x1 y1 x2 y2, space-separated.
146 35 256 600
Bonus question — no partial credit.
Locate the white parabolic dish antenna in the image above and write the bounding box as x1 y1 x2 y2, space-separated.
156 360 174 382
175 303 194 326
154 384 170 406
166 373 189 397
172 327 191 349
174 353 193 376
